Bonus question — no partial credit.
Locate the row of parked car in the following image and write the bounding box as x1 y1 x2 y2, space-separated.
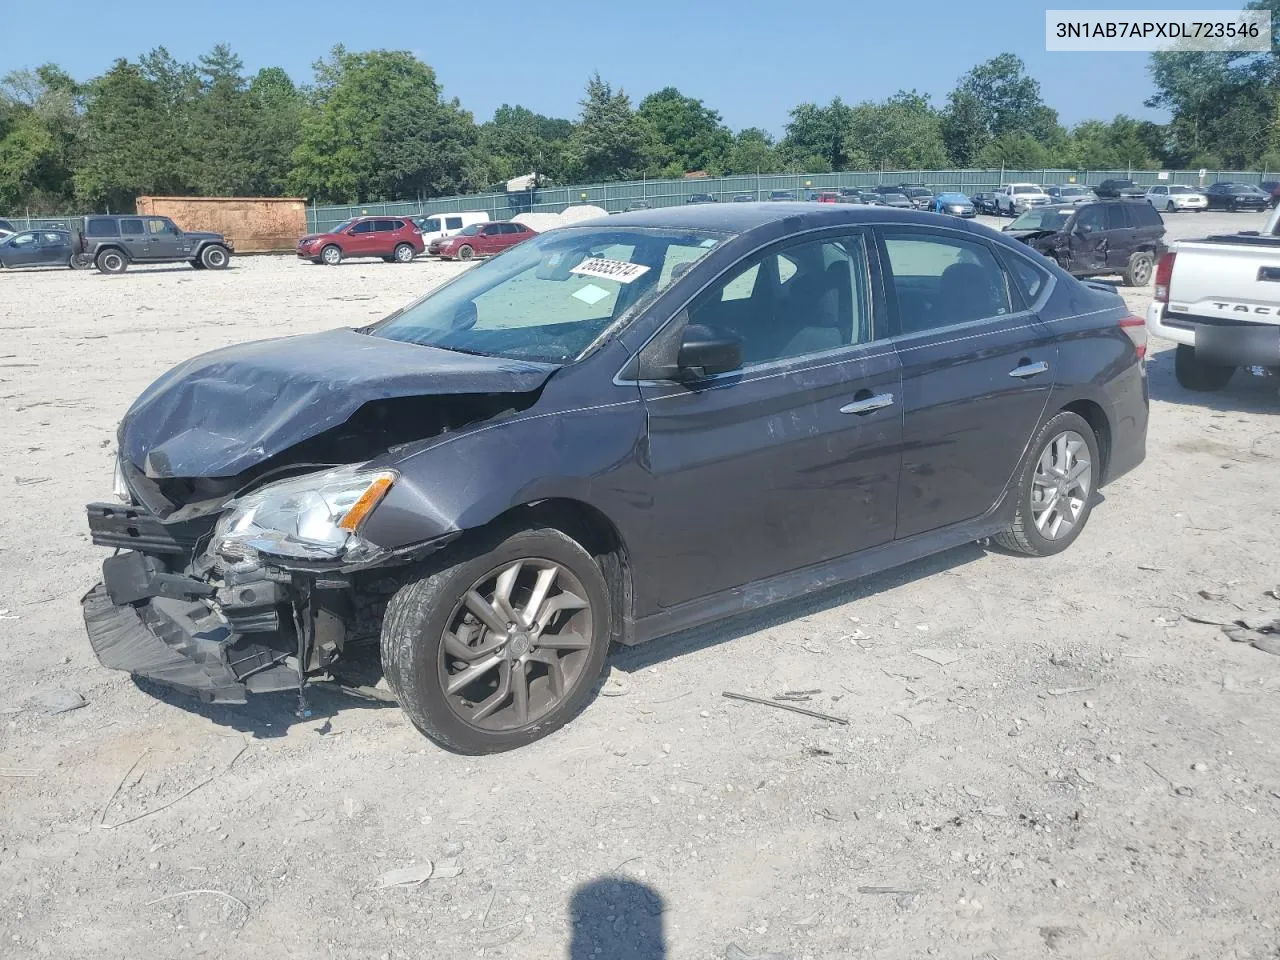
969 179 1275 216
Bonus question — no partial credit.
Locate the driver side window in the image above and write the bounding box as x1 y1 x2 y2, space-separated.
686 234 870 367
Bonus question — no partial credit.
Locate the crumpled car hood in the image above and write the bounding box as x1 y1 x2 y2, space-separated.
120 328 558 479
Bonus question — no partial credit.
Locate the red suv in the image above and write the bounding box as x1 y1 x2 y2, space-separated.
297 216 424 266
430 221 537 260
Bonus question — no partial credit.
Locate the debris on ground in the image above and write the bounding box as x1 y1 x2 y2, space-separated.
724 944 788 960
912 648 963 667
29 687 85 715
374 858 462 889
721 691 848 725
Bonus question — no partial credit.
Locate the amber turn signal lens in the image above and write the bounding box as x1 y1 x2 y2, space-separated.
337 473 396 532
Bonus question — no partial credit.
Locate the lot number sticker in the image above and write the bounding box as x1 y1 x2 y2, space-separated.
570 257 651 284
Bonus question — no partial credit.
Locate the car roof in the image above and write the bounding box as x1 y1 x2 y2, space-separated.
581 202 969 233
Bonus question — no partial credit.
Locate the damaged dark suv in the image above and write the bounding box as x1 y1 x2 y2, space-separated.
84 204 1148 753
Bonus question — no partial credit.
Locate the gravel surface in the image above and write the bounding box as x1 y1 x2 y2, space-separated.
2 211 1279 960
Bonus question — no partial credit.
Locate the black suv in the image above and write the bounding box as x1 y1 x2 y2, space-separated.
80 215 233 274
1093 179 1146 200
1004 199 1166 286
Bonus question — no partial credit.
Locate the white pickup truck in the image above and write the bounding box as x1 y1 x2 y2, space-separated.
1149 205 1280 390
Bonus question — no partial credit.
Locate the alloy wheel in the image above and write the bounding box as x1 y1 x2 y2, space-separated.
438 558 594 732
1031 430 1092 540
395 244 414 263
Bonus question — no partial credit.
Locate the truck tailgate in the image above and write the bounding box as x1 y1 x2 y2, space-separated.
1169 238 1280 321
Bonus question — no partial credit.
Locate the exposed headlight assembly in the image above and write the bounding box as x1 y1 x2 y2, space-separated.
112 456 131 503
213 466 397 562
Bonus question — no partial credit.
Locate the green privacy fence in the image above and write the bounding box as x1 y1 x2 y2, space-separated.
305 167 1271 234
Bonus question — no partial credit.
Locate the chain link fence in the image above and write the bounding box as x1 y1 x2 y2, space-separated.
305 167 1271 234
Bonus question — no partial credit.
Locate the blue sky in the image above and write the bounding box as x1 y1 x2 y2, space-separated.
0 0 1198 133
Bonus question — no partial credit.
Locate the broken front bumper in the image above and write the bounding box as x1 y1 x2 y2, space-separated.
82 500 304 703
82 581 297 703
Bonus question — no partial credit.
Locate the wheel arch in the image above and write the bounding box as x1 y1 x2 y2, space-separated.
95 243 131 261
1059 398 1112 482
462 498 635 646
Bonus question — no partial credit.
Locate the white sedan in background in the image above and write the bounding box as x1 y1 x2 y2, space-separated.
1145 184 1208 212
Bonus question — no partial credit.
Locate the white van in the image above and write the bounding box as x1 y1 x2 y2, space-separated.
414 211 490 247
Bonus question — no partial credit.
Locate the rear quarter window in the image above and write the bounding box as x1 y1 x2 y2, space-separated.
86 218 119 237
1005 253 1049 303
1129 203 1163 227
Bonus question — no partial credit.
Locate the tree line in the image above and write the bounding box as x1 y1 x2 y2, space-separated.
2 35 1279 214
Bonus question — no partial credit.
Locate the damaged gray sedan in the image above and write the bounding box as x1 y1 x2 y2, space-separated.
84 204 1147 753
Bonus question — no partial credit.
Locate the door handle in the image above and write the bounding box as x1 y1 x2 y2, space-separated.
840 392 894 415
1009 360 1049 379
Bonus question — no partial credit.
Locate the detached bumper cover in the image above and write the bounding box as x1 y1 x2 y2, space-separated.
83 584 256 703
83 549 301 703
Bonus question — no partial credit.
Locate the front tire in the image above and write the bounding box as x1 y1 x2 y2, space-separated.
95 249 127 274
1123 251 1154 286
200 244 230 269
1166 200 1176 212
381 526 612 754
1174 343 1234 392
456 244 475 261
994 411 1099 557
320 244 342 266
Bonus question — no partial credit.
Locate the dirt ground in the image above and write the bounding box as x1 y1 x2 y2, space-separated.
2 211 1280 960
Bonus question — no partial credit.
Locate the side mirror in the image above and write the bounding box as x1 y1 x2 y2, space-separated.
677 324 743 378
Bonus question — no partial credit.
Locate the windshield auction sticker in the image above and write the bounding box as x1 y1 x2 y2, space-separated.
570 258 652 284
1046 9 1271 51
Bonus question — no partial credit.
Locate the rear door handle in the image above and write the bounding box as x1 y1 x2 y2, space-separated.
840 392 894 415
1009 360 1049 379
1258 266 1280 282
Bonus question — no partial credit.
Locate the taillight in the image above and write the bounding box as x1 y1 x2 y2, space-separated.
1153 251 1176 303
1120 315 1146 360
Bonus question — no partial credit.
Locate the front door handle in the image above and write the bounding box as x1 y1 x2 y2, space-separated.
1009 360 1049 379
840 392 895 415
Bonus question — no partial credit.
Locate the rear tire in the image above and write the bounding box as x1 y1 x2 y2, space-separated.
393 242 415 263
1123 251 1154 286
381 526 612 754
200 244 230 269
994 411 1100 557
1174 344 1234 392
95 249 127 274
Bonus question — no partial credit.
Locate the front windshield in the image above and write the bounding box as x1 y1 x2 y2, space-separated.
1009 207 1072 231
329 219 355 234
457 224 482 236
371 226 727 363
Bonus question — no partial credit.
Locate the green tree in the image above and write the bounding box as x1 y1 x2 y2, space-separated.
724 127 780 174
636 86 732 177
0 65 83 212
780 98 854 169
244 67 304 195
76 57 189 209
186 45 255 195
568 73 650 182
940 89 989 166
953 54 1050 141
289 47 478 202
477 104 573 186
845 91 949 170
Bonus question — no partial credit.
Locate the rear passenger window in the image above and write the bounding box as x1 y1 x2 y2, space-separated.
120 220 144 236
880 232 1013 334
1105 205 1128 230
86 218 119 237
445 216 463 230
374 220 396 232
